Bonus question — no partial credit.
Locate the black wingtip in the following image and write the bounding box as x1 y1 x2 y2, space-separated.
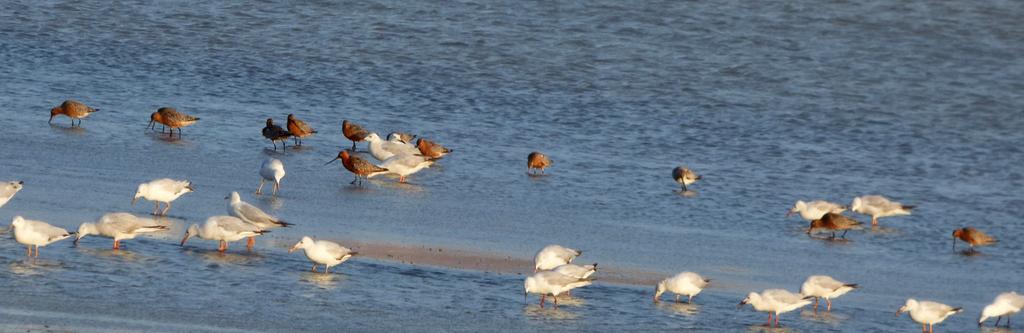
845 283 859 289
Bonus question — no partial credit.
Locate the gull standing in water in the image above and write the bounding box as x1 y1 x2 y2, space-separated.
74 212 168 249
226 191 291 250
952 227 997 252
49 100 98 126
672 166 701 192
851 195 914 226
325 150 389 186
416 138 453 159
148 107 199 138
979 292 1024 327
0 180 24 208
800 275 857 312
807 213 864 239
372 154 435 183
180 216 265 252
9 216 72 257
342 120 370 151
553 263 598 297
132 178 194 216
289 236 358 273
527 152 551 175
655 272 710 304
896 299 961 333
286 114 317 146
262 118 292 150
787 200 846 221
738 289 813 327
534 244 582 271
256 158 285 195
364 132 420 161
524 271 592 308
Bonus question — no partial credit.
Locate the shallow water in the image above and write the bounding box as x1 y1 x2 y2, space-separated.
1 0 1023 332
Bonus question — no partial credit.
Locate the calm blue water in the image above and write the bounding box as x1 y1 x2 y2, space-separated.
0 0 1022 332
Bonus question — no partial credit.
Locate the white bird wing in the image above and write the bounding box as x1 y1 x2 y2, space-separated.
0 183 19 200
151 179 191 195
101 213 165 234
553 264 588 278
919 301 958 316
233 201 277 224
810 275 845 291
996 292 1024 308
216 217 262 234
383 141 420 156
765 289 805 304
540 271 591 287
31 221 71 241
320 241 354 258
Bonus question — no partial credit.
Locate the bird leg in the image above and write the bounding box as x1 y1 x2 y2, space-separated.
311 264 317 272
350 141 356 151
113 240 120 250
929 323 933 333
688 295 693 303
256 179 265 195
826 298 832 311
774 312 780 327
218 240 227 252
553 295 558 309
273 182 279 195
675 294 680 303
153 202 160 215
682 184 687 192
841 230 849 239
539 294 545 308
872 216 878 226
399 176 407 183
813 297 819 311
247 237 255 251
324 265 330 274
162 202 171 216
25 245 30 256
766 312 773 326
34 245 39 257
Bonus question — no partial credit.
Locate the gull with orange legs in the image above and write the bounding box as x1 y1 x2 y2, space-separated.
372 154 435 183
132 179 194 216
0 180 24 208
655 272 710 304
979 292 1024 327
342 120 370 151
226 191 291 250
325 150 389 186
364 132 420 161
524 271 592 309
180 216 265 252
896 299 961 333
800 275 857 312
286 114 317 146
74 212 168 249
738 289 813 327
528 152 551 175
787 200 846 221
851 195 914 226
8 216 72 257
148 107 199 138
289 236 358 274
256 158 285 195
49 100 98 126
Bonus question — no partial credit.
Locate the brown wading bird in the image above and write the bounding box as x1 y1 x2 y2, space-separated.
286 114 317 146
49 100 98 126
262 118 292 150
416 138 453 159
342 120 370 151
527 152 551 175
807 213 863 239
672 166 702 192
952 227 997 252
148 107 199 138
325 150 388 186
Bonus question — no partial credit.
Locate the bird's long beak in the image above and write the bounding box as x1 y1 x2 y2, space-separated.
895 309 903 317
952 236 957 251
737 300 747 309
806 223 813 234
48 115 54 124
180 234 191 247
786 210 794 217
288 245 299 253
324 157 339 166
73 236 80 246
131 196 138 206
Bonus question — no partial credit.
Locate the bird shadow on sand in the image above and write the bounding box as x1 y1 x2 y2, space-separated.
49 123 86 135
656 301 701 316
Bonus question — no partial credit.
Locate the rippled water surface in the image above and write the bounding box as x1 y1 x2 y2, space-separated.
1 0 1023 332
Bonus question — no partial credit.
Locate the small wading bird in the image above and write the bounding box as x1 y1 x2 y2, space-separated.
524 271 592 309
851 195 914 226
896 299 961 333
75 212 168 250
180 216 265 252
787 200 846 221
8 216 73 257
148 107 199 138
979 291 1024 327
342 120 370 151
286 114 317 146
654 271 710 304
952 227 997 253
800 275 857 312
325 150 389 186
672 166 701 192
0 180 24 208
534 244 582 272
132 179 194 216
738 289 814 327
226 191 291 250
49 100 98 126
807 213 863 239
416 138 453 159
527 152 551 175
289 236 357 274
256 158 285 195
262 118 292 150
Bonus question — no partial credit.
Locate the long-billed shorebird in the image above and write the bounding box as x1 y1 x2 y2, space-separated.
132 179 194 216
289 236 357 274
148 107 199 138
528 152 551 175
9 216 73 257
655 272 710 304
807 213 863 239
256 158 285 196
262 118 292 150
672 166 701 192
851 195 914 226
74 212 168 249
180 216 265 252
286 114 317 146
0 180 24 209
952 227 997 252
896 299 961 333
342 120 370 151
49 100 98 126
416 138 453 159
325 150 389 186
800 275 857 312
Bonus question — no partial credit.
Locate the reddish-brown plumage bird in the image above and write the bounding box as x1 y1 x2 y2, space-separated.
148 107 199 138
952 227 997 252
262 118 292 150
416 138 453 159
286 114 317 146
527 152 551 175
325 150 388 186
807 213 863 239
342 120 370 151
49 100 98 126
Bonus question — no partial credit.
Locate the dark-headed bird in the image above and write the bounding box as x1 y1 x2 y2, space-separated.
807 213 863 239
325 150 389 186
262 118 292 150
